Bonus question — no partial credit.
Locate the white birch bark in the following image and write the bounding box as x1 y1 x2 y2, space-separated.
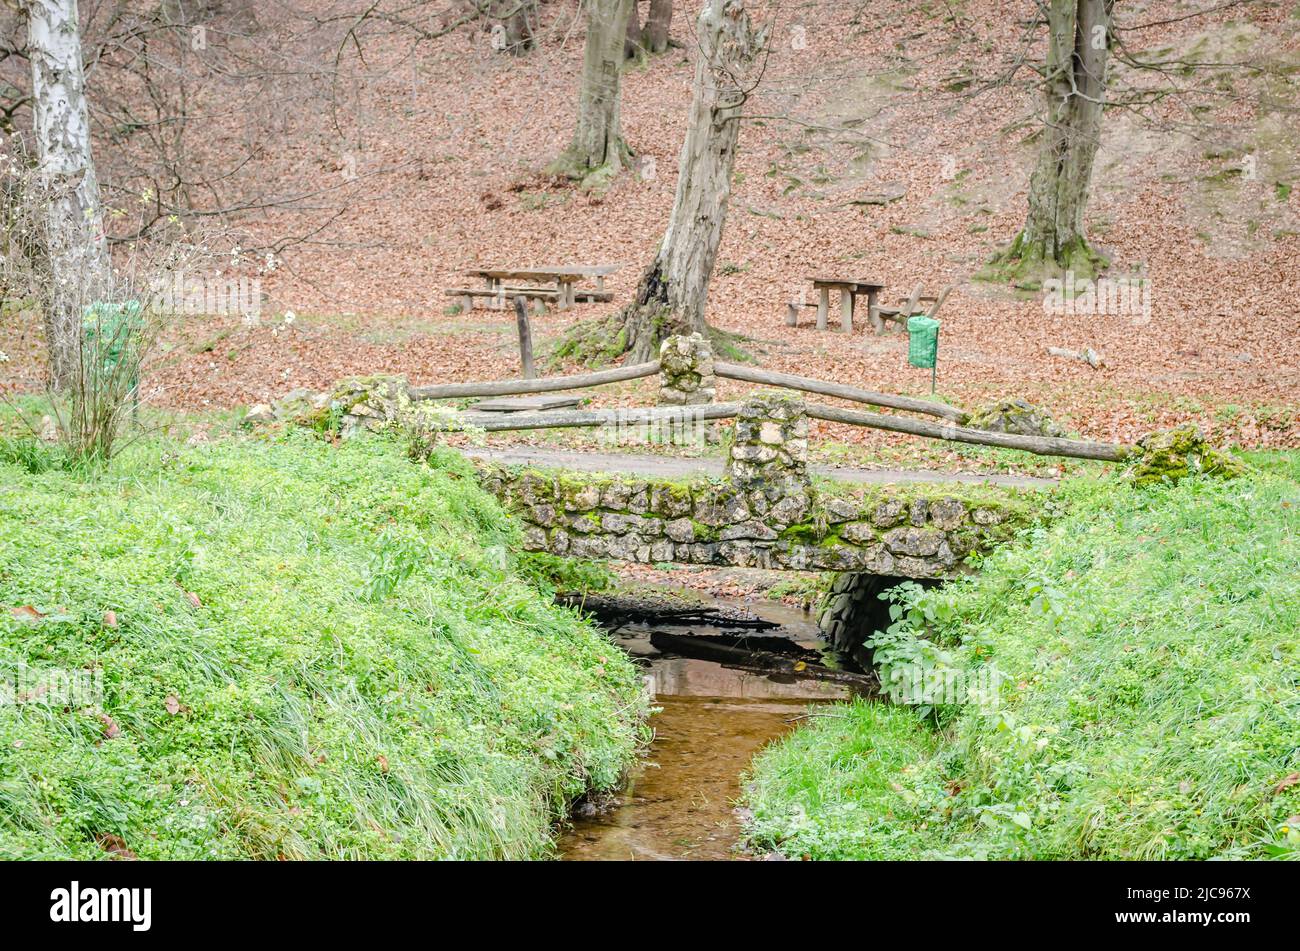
26 0 111 387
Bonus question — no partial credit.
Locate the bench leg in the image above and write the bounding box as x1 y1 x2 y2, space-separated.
532 298 546 317
785 302 798 327
840 290 854 333
868 289 883 335
816 288 829 330
460 294 474 313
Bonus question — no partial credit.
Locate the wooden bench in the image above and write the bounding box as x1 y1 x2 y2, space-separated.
445 286 560 314
572 289 614 304
873 284 953 334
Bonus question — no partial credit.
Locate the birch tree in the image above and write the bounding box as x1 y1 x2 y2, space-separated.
549 0 634 189
618 0 763 360
987 0 1114 286
24 0 110 387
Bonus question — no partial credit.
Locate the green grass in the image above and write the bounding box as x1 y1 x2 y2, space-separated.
744 453 1300 859
0 431 646 859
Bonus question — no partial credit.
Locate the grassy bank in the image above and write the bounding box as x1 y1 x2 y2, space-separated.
744 454 1300 860
0 432 646 859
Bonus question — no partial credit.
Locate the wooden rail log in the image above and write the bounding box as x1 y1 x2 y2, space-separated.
805 402 1128 461
454 402 742 432
409 360 660 400
714 362 968 423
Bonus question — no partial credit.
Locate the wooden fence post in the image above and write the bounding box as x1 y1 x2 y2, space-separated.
513 296 535 380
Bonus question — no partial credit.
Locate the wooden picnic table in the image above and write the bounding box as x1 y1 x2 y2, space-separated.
806 275 885 334
465 265 622 310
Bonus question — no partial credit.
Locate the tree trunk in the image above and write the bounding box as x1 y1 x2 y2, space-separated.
497 0 536 55
26 0 112 388
620 0 763 361
549 0 634 187
624 0 644 59
645 0 672 53
988 0 1112 287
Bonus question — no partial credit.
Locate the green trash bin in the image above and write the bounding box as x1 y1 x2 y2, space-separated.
83 300 144 373
82 300 144 418
906 314 940 392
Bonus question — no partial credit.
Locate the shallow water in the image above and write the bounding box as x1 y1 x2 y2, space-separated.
558 597 857 861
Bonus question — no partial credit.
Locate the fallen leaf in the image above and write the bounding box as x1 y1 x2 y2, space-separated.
103 610 118 628
1274 772 1300 794
183 590 202 609
99 713 121 740
377 754 389 773
9 605 44 622
95 833 139 861
164 695 181 715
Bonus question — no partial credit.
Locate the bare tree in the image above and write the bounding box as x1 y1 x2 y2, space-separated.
625 0 671 58
624 0 642 58
986 0 1114 285
644 0 672 53
22 0 111 387
548 0 634 189
618 0 764 360
494 0 536 54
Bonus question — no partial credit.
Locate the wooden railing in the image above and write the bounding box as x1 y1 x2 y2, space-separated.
713 362 967 423
408 361 661 400
410 351 1128 462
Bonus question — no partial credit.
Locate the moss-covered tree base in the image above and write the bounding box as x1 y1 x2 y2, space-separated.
976 230 1110 291
547 310 753 370
546 314 629 370
544 141 633 194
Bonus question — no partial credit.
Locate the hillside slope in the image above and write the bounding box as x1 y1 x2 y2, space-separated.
744 455 1300 859
0 433 645 859
2 1 1296 450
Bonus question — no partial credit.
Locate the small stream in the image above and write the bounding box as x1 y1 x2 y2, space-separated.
558 597 866 861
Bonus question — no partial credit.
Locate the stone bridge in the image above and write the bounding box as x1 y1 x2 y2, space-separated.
474 394 1048 581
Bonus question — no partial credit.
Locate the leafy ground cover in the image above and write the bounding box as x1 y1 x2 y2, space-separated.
0 431 645 859
744 453 1300 859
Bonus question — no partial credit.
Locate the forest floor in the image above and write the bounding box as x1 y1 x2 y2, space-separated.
2 0 1297 471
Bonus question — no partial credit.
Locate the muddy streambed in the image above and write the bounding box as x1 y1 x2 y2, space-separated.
557 596 870 861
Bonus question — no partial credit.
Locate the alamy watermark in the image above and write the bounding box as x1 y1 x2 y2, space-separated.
50 882 151 931
1043 270 1152 325
1 664 104 708
885 665 1006 709
596 407 709 450
150 272 263 324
